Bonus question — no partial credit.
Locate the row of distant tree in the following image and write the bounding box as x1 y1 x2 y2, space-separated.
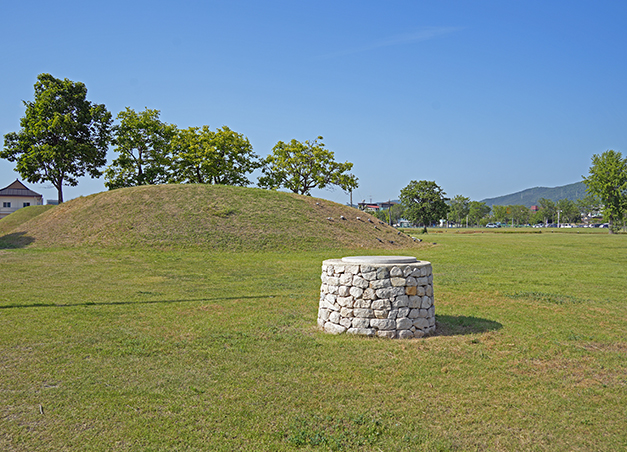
374 191 606 229
446 195 601 226
1 74 358 203
3 74 625 233
373 151 626 234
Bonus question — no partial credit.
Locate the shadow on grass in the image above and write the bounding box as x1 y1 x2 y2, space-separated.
435 314 502 336
0 295 280 310
0 231 35 249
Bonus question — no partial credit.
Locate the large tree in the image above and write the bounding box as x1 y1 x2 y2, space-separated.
583 150 627 233
576 194 601 217
556 198 580 224
2 73 112 203
491 205 508 224
509 204 530 225
171 125 260 185
468 201 490 226
399 180 449 227
536 198 557 224
448 195 470 225
104 107 175 189
258 137 358 195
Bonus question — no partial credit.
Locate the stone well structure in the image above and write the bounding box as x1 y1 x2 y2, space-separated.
317 256 435 339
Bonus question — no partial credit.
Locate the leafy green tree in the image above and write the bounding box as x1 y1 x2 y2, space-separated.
468 201 490 226
389 203 406 225
171 125 260 185
169 126 212 184
510 205 530 225
448 195 470 225
258 137 358 195
104 107 175 189
2 73 112 203
204 126 260 185
583 150 627 233
576 194 601 217
491 205 507 223
537 198 557 224
556 198 580 224
399 180 449 227
373 209 388 223
530 209 545 225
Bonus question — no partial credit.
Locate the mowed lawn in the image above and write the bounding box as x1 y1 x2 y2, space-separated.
1 231 625 451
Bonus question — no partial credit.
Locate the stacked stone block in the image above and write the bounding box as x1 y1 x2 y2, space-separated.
317 258 436 339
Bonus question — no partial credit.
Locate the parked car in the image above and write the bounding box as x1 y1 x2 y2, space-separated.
486 223 500 228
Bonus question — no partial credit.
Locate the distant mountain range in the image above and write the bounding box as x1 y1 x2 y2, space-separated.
481 181 587 208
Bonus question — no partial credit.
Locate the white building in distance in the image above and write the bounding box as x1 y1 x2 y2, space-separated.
0 179 44 219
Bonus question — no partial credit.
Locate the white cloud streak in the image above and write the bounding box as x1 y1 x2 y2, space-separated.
315 27 462 60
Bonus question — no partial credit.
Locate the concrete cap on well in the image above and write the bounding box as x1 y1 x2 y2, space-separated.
341 256 418 264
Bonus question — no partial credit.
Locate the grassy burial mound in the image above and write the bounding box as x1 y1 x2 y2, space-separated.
0 204 53 235
0 184 420 250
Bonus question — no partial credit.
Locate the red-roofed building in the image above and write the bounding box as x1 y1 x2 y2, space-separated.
0 180 44 219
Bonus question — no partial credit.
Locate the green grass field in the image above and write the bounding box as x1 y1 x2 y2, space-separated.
1 230 626 450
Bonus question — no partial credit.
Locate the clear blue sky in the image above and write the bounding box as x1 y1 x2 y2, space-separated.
2 0 626 205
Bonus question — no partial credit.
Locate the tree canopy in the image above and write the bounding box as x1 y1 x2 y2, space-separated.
171 126 260 185
492 205 508 224
509 204 530 225
399 180 449 227
2 73 112 203
533 198 557 224
257 137 358 195
576 194 601 217
468 201 490 226
583 149 627 233
556 198 580 224
448 195 470 225
104 107 175 189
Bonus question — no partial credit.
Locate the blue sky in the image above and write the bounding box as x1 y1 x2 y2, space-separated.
2 0 626 205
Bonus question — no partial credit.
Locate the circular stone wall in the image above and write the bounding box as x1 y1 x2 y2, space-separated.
317 256 435 339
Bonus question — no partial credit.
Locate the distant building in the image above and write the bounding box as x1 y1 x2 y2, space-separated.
358 200 399 212
359 203 381 211
0 179 44 219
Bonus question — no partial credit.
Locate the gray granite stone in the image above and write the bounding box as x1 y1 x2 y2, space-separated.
347 327 375 336
324 322 347 334
371 318 395 330
398 329 413 339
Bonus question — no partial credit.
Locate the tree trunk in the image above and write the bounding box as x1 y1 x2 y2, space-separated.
55 179 64 204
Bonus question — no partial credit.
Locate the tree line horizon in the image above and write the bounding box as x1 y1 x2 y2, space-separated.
372 192 606 228
1 74 358 204
2 74 626 233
